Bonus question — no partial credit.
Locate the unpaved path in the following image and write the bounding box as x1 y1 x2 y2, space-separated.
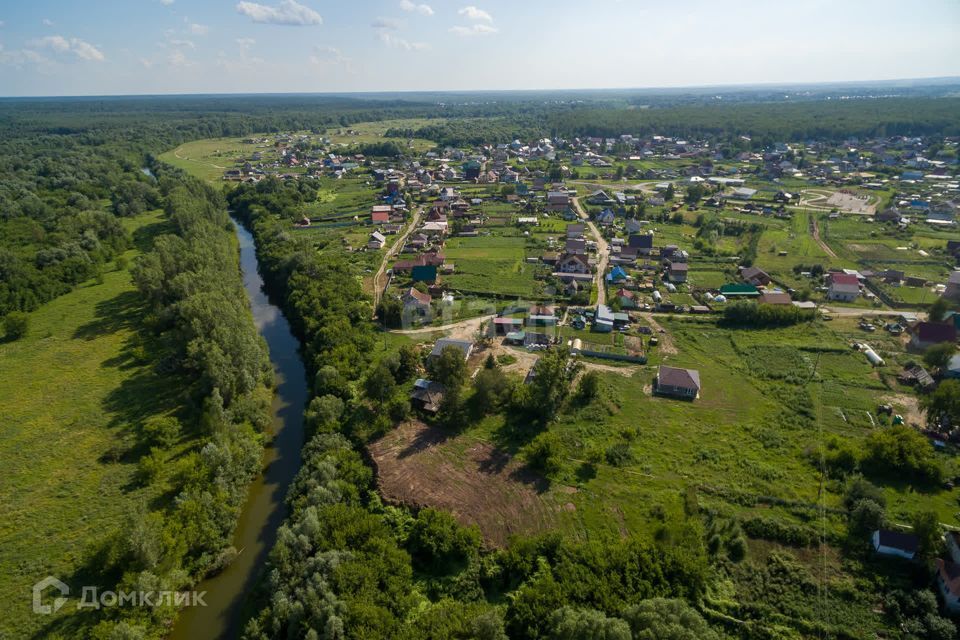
372 207 422 311
392 314 495 341
173 148 226 170
809 214 838 259
571 196 609 307
637 312 677 356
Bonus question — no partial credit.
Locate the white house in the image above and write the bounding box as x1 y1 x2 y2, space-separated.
827 273 860 302
367 231 386 250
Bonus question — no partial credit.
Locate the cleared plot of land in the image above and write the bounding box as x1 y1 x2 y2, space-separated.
369 421 563 546
800 188 878 214
442 235 540 297
0 211 179 638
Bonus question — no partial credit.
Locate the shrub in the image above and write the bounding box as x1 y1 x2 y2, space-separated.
605 442 634 467
3 311 29 340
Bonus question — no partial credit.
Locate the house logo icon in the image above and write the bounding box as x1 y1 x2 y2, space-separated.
32 576 69 615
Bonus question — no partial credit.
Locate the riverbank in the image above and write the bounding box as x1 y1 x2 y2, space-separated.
168 219 307 640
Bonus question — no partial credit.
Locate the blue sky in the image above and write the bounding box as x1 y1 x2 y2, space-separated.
0 0 958 96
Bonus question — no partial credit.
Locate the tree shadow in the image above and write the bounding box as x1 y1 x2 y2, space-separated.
72 290 144 341
509 464 551 495
131 217 174 253
397 422 453 459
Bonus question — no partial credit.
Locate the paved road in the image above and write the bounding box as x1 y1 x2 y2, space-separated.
571 196 609 307
372 207 422 312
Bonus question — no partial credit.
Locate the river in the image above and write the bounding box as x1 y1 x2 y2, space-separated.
168 219 308 640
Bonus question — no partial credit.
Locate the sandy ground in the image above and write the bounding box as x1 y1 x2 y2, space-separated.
368 420 562 546
881 393 925 427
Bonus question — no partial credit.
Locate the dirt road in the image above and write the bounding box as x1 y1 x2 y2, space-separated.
571 196 609 307
636 312 677 356
372 208 422 311
391 314 495 341
809 214 837 259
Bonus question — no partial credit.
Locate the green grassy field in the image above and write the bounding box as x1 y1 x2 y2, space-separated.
0 210 183 638
325 118 438 153
158 137 257 182
442 235 540 297
452 315 957 635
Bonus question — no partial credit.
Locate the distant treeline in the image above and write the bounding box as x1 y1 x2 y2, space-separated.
546 98 960 143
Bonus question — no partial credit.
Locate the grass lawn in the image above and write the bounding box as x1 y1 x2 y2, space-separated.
0 210 185 638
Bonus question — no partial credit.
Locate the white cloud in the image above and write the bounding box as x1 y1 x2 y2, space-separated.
188 23 209 35
42 18 54 27
0 46 55 71
236 37 256 49
30 35 70 53
458 6 492 22
28 35 106 61
159 0 175 5
449 23 497 36
399 0 434 16
168 38 196 49
168 49 191 67
235 0 322 26
310 45 350 65
378 31 429 51
371 17 401 30
70 40 105 61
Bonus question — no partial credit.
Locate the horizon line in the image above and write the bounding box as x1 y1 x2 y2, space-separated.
1 75 958 101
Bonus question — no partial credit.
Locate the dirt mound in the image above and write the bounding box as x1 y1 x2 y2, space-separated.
368 421 563 546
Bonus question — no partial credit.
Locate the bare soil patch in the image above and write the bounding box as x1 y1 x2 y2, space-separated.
368 420 563 546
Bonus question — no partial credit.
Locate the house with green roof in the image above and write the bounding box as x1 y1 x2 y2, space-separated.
719 283 760 297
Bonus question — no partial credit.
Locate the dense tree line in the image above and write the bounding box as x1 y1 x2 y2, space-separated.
81 166 274 638
547 98 960 144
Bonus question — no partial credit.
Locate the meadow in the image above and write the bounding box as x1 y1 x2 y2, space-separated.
0 210 184 638
393 312 958 637
158 137 260 182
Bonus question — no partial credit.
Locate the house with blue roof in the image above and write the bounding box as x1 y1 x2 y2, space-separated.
606 266 628 283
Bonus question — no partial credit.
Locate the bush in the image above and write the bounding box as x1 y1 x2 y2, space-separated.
140 416 181 449
527 433 564 477
407 508 481 574
605 442 634 467
862 425 943 485
3 311 29 340
721 300 814 327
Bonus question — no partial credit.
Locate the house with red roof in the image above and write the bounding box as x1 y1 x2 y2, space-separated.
827 272 860 302
371 205 392 224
